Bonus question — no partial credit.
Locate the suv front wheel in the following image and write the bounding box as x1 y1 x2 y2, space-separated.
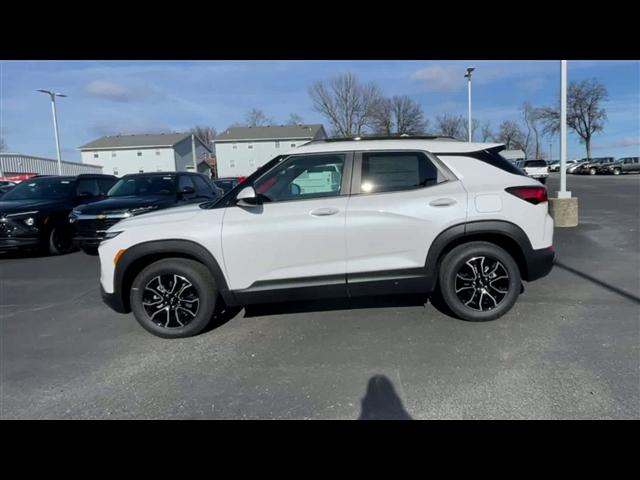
130 258 218 338
437 242 521 322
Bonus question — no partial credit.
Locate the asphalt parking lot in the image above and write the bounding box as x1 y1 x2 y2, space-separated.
1 173 639 419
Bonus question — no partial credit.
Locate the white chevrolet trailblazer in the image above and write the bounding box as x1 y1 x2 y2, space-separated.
99 137 555 338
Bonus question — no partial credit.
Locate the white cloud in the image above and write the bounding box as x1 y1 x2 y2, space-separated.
85 80 147 102
411 65 463 92
592 136 640 150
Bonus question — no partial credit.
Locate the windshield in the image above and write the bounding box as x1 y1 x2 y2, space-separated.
107 175 177 197
2 177 74 200
213 180 237 193
524 160 547 168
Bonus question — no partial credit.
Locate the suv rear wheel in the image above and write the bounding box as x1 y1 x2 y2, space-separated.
130 258 217 338
437 242 521 322
613 167 621 175
589 167 597 175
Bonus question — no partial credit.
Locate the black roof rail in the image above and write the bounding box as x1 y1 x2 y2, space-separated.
309 135 460 144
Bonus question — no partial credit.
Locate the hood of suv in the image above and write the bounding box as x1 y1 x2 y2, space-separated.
111 202 205 230
0 198 72 216
76 195 177 214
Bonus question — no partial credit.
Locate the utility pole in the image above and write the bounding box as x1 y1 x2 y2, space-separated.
191 134 197 171
37 89 67 175
464 67 475 142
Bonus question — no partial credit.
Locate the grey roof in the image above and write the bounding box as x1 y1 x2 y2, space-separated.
79 133 194 150
216 124 325 142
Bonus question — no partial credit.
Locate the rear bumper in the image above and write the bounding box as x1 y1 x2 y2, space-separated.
525 246 555 282
100 284 129 314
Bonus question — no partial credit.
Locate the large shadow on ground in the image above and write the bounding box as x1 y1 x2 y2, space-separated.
555 260 640 304
358 375 413 420
243 293 454 318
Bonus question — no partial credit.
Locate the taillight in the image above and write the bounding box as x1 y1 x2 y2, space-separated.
505 186 548 205
238 176 246 184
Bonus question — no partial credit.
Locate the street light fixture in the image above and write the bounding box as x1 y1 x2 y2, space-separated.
464 67 475 142
37 89 67 175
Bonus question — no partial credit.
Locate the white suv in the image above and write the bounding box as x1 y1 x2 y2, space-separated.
99 138 555 338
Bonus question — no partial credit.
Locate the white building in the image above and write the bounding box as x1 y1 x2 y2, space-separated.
79 133 213 177
214 124 327 177
1 153 103 177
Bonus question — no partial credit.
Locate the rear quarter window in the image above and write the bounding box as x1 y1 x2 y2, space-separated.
438 148 527 177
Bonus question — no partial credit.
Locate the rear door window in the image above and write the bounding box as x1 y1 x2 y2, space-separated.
359 151 442 194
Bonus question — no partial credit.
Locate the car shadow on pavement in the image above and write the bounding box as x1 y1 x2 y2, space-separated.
358 375 413 420
555 260 640 304
242 293 449 318
0 249 76 260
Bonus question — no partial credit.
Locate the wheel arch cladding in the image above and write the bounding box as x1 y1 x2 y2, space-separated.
114 239 232 313
425 220 532 290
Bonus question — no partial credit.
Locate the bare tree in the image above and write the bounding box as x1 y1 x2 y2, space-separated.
0 137 6 152
286 113 305 126
496 120 527 151
435 114 465 139
480 121 494 142
308 73 382 137
245 108 273 127
371 95 427 135
521 102 546 159
463 118 480 142
190 126 217 147
537 78 608 160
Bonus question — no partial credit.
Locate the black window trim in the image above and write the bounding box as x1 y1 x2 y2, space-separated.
350 149 457 196
436 146 528 177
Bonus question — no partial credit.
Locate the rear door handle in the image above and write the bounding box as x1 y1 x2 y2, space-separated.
310 207 339 216
429 198 457 207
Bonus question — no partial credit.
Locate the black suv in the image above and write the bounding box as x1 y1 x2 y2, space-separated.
70 172 223 255
0 174 117 254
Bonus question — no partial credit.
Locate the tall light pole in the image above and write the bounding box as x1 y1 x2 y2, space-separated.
558 61 570 199
37 89 67 175
464 66 475 142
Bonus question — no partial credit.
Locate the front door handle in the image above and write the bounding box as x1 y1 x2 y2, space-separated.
310 207 339 216
429 198 457 207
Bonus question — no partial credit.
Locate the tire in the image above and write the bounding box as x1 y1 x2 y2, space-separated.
589 167 597 175
437 241 521 322
130 258 217 338
613 168 621 176
48 225 76 255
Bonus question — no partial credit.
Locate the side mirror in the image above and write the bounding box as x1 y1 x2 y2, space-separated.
236 186 261 207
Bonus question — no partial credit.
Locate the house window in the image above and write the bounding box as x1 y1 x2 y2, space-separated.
93 153 99 158
290 143 296 148
156 151 161 156
113 168 119 175
137 152 142 157
139 168 144 173
233 143 237 150
112 152 116 157
230 160 236 168
275 141 280 148
248 144 253 149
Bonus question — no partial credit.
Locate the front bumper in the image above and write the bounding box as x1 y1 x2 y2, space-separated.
100 284 129 314
0 235 41 250
525 246 555 282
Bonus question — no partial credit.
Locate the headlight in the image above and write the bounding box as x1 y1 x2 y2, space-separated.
24 217 35 226
102 231 123 240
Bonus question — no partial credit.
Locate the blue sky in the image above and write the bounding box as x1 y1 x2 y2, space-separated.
1 60 638 161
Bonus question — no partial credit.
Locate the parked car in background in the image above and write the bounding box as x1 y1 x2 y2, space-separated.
597 156 640 175
0 181 17 197
212 176 246 195
98 139 554 338
567 160 589 174
519 160 549 184
0 174 117 254
70 172 222 255
574 157 615 175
